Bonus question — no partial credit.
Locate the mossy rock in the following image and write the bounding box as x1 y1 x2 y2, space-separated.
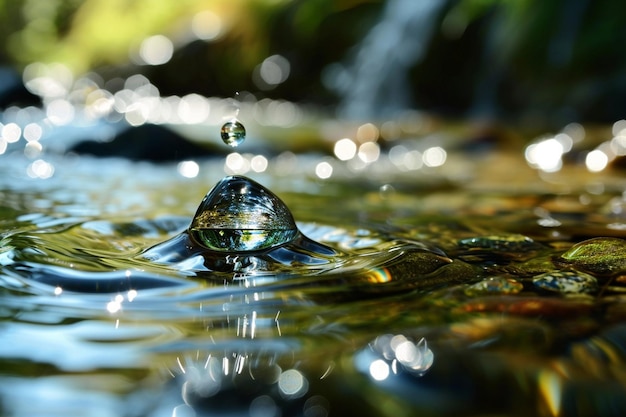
560 237 626 276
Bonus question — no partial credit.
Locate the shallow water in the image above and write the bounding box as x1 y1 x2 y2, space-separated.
2 136 626 417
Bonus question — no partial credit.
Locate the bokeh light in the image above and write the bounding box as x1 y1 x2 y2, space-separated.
249 395 279 417
26 159 54 179
250 155 268 173
334 138 357 161
23 123 42 142
177 160 200 178
46 99 75 126
2 123 21 143
586 150 609 172
362 334 434 379
315 161 333 179
138 35 174 66
191 10 223 41
422 146 446 167
525 137 565 172
106 294 124 314
277 369 308 399
369 359 390 381
357 142 380 163
225 152 250 175
24 141 43 158
254 55 291 90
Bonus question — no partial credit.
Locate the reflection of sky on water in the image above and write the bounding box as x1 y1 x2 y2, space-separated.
0 320 155 370
0 199 448 417
0 376 130 417
1 287 437 416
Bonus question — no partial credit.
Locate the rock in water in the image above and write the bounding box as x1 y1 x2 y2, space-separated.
560 237 626 276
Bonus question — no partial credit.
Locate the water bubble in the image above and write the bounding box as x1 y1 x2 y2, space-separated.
379 184 395 199
249 395 279 417
189 176 299 252
221 118 246 147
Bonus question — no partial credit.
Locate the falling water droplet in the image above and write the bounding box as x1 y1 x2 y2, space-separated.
220 119 246 147
189 176 299 252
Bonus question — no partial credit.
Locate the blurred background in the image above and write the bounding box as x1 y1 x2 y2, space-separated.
1 0 624 124
0 0 624 168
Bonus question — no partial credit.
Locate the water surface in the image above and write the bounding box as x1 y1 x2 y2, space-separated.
1 138 626 417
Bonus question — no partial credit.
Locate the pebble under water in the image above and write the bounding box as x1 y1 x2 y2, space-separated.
2 138 626 417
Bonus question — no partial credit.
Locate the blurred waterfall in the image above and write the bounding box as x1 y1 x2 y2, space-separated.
331 0 448 120
470 0 590 121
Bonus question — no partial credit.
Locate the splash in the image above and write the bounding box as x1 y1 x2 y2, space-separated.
189 176 299 252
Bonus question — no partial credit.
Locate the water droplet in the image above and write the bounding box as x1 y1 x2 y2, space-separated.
190 176 299 252
221 119 246 147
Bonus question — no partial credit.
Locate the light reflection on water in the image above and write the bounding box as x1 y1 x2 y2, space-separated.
0 148 626 417
1 58 462 190
2 67 626 416
0 155 452 415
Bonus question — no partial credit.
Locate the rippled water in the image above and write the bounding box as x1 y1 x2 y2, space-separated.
2 138 626 417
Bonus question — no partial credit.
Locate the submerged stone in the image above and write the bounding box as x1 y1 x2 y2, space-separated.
532 270 598 294
458 296 595 318
560 237 626 276
458 234 537 251
465 276 523 296
457 234 541 263
189 176 299 252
